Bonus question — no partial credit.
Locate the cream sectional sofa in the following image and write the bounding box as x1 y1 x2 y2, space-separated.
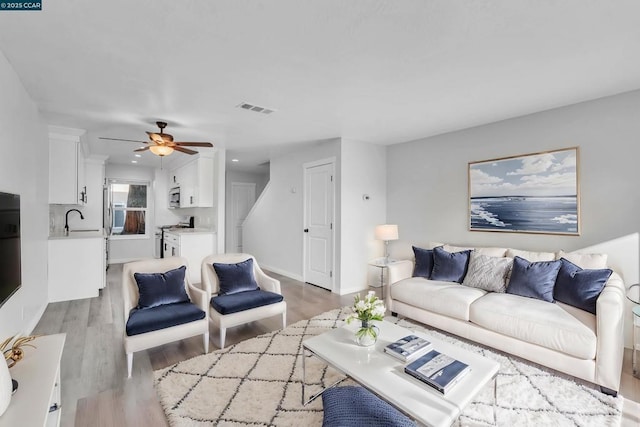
385 244 626 395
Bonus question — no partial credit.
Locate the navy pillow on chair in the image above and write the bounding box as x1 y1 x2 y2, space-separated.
506 256 561 303
322 386 415 427
554 258 612 314
430 246 471 283
412 246 435 279
213 258 260 295
134 265 190 309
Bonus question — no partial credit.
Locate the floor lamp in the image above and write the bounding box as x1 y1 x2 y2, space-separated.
375 224 399 264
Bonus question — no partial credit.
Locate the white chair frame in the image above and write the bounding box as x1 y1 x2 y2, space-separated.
201 253 287 349
122 257 209 378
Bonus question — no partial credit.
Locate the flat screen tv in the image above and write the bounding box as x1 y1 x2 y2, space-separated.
0 191 21 308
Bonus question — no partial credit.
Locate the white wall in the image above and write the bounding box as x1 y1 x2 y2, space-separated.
339 140 387 294
0 50 50 337
243 139 340 279
105 163 156 262
387 89 640 261
225 169 269 251
387 90 640 348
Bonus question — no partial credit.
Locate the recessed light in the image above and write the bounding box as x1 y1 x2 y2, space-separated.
231 159 239 162
131 160 138 164
135 154 141 158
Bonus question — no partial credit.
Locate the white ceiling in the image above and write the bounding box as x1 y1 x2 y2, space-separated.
1 1 639 170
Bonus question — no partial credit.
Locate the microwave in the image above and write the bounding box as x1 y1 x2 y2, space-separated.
169 187 181 208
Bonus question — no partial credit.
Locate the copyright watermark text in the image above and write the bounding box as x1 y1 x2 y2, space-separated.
0 2 42 10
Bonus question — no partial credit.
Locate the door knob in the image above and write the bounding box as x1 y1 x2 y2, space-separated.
303 228 309 233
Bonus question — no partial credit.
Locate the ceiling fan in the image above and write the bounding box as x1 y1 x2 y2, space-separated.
100 121 213 156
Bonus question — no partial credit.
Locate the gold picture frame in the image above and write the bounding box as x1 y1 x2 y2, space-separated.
468 147 580 235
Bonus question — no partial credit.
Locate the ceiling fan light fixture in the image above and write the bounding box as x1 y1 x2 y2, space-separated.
149 145 174 156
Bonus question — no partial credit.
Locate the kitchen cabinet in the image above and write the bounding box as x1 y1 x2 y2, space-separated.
48 231 106 302
163 229 216 284
49 127 86 205
2 334 65 427
169 152 215 208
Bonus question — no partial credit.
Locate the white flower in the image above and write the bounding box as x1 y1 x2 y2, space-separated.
355 300 367 312
372 305 385 317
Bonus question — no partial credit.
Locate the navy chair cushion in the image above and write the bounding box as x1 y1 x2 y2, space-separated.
134 265 190 309
412 246 435 279
554 258 612 314
506 256 562 303
211 290 284 315
322 386 415 427
213 258 260 295
430 246 471 283
126 302 205 336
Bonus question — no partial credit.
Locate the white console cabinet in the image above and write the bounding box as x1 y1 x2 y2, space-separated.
1 334 66 427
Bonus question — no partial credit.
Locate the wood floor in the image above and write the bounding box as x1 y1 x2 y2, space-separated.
33 264 640 426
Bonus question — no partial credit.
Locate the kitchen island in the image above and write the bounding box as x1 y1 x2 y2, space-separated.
48 229 106 302
162 228 217 284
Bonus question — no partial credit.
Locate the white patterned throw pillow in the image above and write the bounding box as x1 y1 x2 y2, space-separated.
462 252 514 293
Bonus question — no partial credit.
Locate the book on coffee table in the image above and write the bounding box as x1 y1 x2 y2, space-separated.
384 335 432 362
404 350 470 394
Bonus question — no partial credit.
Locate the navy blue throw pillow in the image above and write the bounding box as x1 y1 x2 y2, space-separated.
213 258 260 295
412 246 435 278
506 256 561 302
322 386 415 427
134 265 189 309
430 246 471 283
554 258 612 314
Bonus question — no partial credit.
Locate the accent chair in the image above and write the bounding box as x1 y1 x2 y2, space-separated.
201 253 287 349
122 257 209 378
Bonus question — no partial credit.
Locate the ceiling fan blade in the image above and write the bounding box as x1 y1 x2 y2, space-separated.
174 146 198 155
134 147 150 152
99 137 148 144
174 142 214 147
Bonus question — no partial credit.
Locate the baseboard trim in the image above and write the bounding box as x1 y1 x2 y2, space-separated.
260 264 303 282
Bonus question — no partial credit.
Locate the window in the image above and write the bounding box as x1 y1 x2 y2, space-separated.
109 181 149 238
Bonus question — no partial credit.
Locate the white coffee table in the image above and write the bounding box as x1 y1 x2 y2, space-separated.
302 320 500 427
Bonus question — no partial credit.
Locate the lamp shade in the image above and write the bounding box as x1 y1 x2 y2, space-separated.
149 145 174 156
375 224 398 241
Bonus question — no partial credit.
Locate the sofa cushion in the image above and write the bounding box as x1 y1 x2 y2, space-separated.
556 250 608 269
412 246 434 279
444 244 507 258
126 302 205 336
462 252 513 293
506 248 556 262
554 258 612 314
506 256 561 303
469 292 597 359
134 265 190 309
213 258 260 295
211 289 284 315
431 247 471 283
322 386 415 427
390 277 486 321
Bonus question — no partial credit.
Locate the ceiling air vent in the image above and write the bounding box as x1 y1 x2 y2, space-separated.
236 102 275 115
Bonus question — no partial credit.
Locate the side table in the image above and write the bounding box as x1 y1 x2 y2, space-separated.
368 258 400 300
626 283 640 378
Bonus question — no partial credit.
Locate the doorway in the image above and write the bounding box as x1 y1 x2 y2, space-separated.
230 182 256 253
303 159 335 290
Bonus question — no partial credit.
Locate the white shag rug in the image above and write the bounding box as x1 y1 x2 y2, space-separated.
154 308 622 426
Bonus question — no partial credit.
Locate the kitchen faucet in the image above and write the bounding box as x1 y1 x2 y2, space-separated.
64 209 84 235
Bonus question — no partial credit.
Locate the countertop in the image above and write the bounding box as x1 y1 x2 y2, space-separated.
163 228 216 235
49 229 106 240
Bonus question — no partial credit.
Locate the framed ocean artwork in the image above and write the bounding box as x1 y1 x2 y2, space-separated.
468 147 579 235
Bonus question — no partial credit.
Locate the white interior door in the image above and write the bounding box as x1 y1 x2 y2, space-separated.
304 161 334 290
230 182 256 253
